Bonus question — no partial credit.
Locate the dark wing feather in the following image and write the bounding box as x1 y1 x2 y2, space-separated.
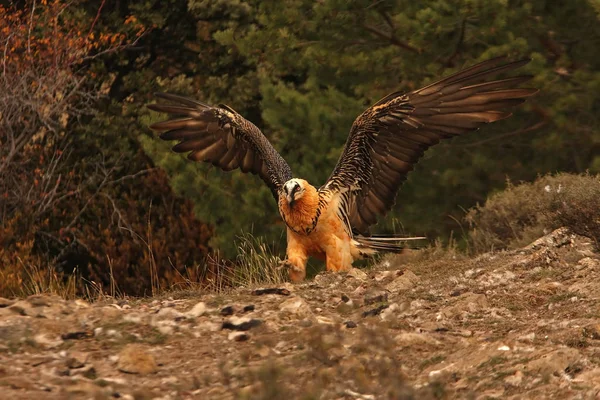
321 56 538 235
148 93 292 200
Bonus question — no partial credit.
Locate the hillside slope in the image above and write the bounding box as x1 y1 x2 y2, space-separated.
1 228 599 399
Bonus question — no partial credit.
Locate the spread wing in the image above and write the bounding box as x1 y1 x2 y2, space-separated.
148 93 292 200
320 57 538 235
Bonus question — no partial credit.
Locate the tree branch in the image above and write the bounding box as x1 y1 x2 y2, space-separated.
362 24 421 54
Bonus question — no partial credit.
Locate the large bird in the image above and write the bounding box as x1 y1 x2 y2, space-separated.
148 56 537 282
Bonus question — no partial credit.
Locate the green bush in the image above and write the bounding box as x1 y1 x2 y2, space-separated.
466 173 600 252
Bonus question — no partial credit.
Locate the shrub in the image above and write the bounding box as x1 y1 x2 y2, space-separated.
466 173 600 252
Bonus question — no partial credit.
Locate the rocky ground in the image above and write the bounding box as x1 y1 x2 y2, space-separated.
1 228 600 399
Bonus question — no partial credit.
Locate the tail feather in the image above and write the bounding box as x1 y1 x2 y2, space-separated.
353 234 427 258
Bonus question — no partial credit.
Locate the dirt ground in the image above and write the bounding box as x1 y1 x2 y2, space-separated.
1 228 600 399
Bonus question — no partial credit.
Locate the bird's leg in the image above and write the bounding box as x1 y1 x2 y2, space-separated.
283 255 307 282
284 238 308 282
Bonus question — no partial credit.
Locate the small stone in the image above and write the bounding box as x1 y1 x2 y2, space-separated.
252 288 291 296
395 332 441 347
362 304 389 318
228 332 250 342
185 302 207 318
72 365 97 379
117 344 158 375
316 316 335 325
346 268 368 280
364 290 388 306
344 321 357 329
156 308 185 320
341 294 350 303
527 348 581 376
66 352 89 369
279 297 312 317
385 270 420 293
123 313 144 324
504 371 523 387
517 333 536 343
220 306 234 316
27 295 51 307
61 330 93 340
222 316 262 331
65 381 100 396
497 345 510 351
242 305 255 313
33 334 63 349
0 297 14 308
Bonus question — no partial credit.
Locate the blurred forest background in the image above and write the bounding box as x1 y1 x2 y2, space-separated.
1 0 599 296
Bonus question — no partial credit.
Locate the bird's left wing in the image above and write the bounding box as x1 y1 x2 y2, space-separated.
320 57 538 235
148 93 292 200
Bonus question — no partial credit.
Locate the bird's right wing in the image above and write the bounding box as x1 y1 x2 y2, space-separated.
148 93 293 200
320 57 538 235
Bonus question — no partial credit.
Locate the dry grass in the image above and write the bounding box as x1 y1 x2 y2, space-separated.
466 173 600 253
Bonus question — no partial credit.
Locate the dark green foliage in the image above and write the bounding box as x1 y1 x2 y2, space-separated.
141 0 600 256
466 173 600 252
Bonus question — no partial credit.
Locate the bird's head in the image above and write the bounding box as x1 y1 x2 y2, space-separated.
282 178 312 208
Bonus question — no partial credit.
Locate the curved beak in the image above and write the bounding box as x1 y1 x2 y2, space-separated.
286 193 295 207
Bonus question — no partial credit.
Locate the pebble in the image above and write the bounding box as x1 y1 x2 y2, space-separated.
222 316 262 331
117 344 158 374
364 290 388 306
228 332 250 342
220 306 234 316
185 302 207 318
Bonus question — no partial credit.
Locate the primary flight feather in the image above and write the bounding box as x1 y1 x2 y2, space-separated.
148 56 537 281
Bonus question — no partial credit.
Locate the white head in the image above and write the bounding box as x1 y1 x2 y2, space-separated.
283 178 307 206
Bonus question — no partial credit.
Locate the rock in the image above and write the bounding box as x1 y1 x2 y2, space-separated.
228 332 249 342
442 292 488 318
279 297 312 317
123 313 145 324
220 306 234 316
364 290 388 306
526 348 581 376
242 304 255 313
222 316 262 331
185 302 207 318
362 304 389 318
26 295 52 307
66 351 89 369
385 270 420 293
344 321 357 329
117 344 158 375
380 303 409 321
61 330 93 340
252 288 291 296
583 324 600 340
395 332 441 347
517 333 536 343
578 257 600 270
0 376 38 390
72 365 97 379
64 381 101 396
504 371 523 387
8 300 38 317
346 268 368 280
0 297 15 308
572 367 600 385
316 316 335 325
33 334 63 349
155 308 185 320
